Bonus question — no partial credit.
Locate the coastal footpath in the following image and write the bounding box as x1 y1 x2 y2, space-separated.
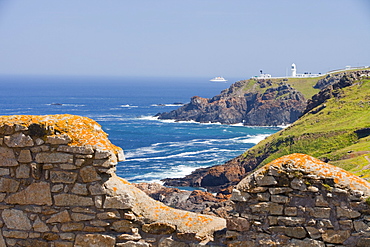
0 115 369 245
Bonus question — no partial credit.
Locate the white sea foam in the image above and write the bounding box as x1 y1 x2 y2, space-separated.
151 103 185 107
120 104 138 108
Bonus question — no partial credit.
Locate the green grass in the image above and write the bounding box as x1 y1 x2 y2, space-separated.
239 76 370 179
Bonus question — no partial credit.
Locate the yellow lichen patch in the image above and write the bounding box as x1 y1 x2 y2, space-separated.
117 177 130 185
0 114 122 154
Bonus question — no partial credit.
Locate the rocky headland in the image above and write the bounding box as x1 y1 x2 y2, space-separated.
163 70 370 193
156 79 307 126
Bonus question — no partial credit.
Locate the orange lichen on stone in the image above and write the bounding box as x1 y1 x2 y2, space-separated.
259 153 370 195
0 114 122 153
117 177 130 185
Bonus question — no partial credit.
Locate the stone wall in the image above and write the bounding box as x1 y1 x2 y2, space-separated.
0 115 225 247
228 154 370 246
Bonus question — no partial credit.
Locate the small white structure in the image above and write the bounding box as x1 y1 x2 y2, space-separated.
291 63 297 77
290 63 321 78
255 73 272 79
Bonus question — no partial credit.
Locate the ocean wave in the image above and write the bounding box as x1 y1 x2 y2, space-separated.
126 149 213 162
120 104 138 108
151 103 185 107
46 103 86 107
231 134 270 144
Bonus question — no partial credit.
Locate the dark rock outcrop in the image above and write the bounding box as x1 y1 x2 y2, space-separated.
157 80 307 126
304 70 370 115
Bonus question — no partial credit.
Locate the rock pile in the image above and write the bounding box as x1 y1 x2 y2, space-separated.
0 115 225 247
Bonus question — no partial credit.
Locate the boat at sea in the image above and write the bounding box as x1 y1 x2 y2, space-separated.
210 76 227 82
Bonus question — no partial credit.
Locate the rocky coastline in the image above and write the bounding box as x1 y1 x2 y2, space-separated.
156 80 307 126
162 70 370 194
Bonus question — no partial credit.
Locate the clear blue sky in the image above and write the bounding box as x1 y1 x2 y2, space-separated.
0 0 369 79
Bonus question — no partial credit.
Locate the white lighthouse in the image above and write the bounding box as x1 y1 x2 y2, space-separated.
291 63 297 77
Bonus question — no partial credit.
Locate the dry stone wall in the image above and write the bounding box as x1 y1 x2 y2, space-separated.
0 115 226 247
227 154 370 246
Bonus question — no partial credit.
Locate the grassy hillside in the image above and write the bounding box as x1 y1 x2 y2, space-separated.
238 77 321 99
241 76 370 179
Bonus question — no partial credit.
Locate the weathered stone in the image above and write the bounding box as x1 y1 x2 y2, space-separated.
231 189 250 201
117 233 142 241
54 194 94 206
290 238 325 247
95 149 112 159
284 207 297 216
2 230 29 239
89 183 106 195
307 186 319 192
0 147 18 166
93 159 116 168
158 237 187 247
72 183 88 195
4 132 34 147
310 207 331 218
97 211 120 220
57 145 94 154
94 195 103 208
0 178 20 192
248 186 268 193
2 209 32 230
0 168 10 176
5 182 52 205
271 195 289 203
90 220 110 227
256 175 277 186
290 177 307 191
71 213 95 221
55 242 74 247
52 184 64 193
257 192 270 201
60 233 75 240
142 222 176 235
116 149 125 162
277 216 305 226
353 220 369 231
80 166 101 183
337 207 361 219
75 159 85 167
16 164 31 178
227 217 250 231
315 195 329 207
117 241 149 247
59 164 77 170
339 219 353 230
305 226 321 239
42 232 59 241
46 210 71 223
357 238 370 247
33 216 50 232
46 134 72 145
269 226 307 239
18 150 33 163
50 171 78 184
74 234 116 247
31 163 43 179
35 152 73 163
103 194 134 209
322 230 350 244
111 220 134 233
61 223 84 232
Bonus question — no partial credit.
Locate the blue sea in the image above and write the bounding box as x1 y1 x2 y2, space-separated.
0 75 281 185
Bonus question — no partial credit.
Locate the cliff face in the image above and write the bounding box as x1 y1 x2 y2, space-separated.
157 80 307 126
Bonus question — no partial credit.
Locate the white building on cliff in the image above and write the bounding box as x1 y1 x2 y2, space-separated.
290 63 321 78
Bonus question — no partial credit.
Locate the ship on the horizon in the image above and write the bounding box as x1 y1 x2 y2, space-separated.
210 76 227 82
